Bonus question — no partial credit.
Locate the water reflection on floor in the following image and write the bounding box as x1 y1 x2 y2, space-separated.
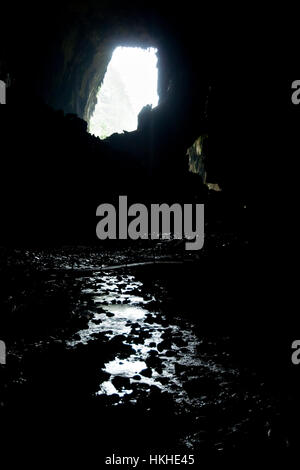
66 269 261 440
2 255 280 454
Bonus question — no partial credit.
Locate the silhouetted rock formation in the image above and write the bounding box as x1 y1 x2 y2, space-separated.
0 2 249 245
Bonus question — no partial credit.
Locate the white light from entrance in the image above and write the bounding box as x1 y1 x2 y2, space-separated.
89 47 159 140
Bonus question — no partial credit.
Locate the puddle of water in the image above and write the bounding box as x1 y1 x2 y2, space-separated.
99 381 133 397
67 271 240 411
104 358 147 376
102 305 146 320
3 250 277 454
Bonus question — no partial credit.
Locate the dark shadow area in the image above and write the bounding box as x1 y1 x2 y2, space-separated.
0 2 295 465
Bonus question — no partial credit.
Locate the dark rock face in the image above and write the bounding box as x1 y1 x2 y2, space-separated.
0 4 210 160
1 3 209 124
0 2 249 246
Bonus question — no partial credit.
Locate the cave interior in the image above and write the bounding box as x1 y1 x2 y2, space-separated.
3 2 292 465
0 2 249 243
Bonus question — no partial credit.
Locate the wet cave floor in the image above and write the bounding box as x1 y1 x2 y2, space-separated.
0 243 294 463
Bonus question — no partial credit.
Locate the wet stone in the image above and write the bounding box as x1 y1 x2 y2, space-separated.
138 330 149 338
112 376 131 389
110 334 126 343
140 368 153 378
157 377 169 385
96 307 107 313
149 350 159 356
157 340 172 352
161 328 173 338
150 385 161 395
91 331 105 339
132 337 142 345
146 356 160 368
165 350 176 357
173 337 187 347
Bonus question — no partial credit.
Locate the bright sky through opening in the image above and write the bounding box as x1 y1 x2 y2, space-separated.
89 47 159 139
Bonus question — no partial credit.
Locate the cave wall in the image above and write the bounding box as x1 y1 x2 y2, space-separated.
0 1 252 246
0 2 248 205
187 135 208 182
1 2 208 135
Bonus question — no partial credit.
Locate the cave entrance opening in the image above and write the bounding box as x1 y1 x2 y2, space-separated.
88 46 159 140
